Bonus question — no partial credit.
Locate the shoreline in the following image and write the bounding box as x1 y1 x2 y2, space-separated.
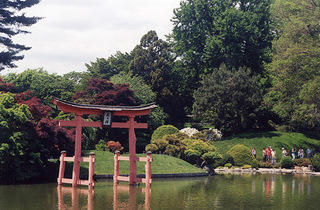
214 166 320 176
94 172 208 180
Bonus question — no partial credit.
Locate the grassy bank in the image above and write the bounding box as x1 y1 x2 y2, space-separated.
67 151 203 177
212 131 320 161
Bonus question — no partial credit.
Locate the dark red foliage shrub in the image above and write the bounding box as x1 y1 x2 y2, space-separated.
0 77 16 92
107 141 124 152
36 118 75 157
73 78 137 105
16 91 52 121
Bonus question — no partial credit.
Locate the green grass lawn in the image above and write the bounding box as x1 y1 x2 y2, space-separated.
212 131 320 161
72 151 203 177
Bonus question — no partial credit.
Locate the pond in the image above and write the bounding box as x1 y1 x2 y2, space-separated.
1 174 320 209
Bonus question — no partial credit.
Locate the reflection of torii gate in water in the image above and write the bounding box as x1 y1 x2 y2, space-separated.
53 98 156 187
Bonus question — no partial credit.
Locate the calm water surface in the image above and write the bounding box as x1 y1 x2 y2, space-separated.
0 174 320 209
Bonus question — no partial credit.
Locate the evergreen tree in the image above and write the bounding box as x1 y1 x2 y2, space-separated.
0 0 41 70
193 65 268 134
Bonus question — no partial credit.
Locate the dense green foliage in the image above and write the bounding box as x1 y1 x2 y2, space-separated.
227 144 254 166
151 125 179 143
193 65 268 134
293 158 312 167
266 0 320 135
312 154 320 172
0 0 41 70
280 156 294 169
0 92 73 184
4 69 75 104
110 71 167 129
171 0 272 90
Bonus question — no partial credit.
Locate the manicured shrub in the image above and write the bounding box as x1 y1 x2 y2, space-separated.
164 144 181 157
224 163 232 168
184 149 202 165
242 164 251 169
182 139 217 166
222 153 234 165
185 139 216 154
280 156 294 169
145 144 158 153
107 141 124 152
202 152 222 166
151 125 179 143
293 158 312 167
95 140 107 151
163 132 189 145
251 159 258 169
227 144 254 166
312 154 320 172
191 131 208 141
153 139 168 153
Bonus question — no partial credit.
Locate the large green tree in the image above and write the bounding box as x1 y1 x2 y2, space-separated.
171 0 273 89
85 51 132 80
0 0 41 70
193 65 268 134
130 31 187 124
266 0 320 134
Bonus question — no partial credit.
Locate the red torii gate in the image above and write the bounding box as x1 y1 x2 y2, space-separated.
52 98 156 187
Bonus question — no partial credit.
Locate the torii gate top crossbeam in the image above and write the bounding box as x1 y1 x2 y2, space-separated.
52 97 157 116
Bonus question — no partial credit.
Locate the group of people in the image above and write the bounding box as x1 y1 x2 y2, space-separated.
261 147 277 164
251 147 313 164
282 147 313 159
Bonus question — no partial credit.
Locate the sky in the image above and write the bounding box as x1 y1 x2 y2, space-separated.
4 0 182 75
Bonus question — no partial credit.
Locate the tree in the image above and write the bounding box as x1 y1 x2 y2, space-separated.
171 0 273 89
130 30 187 124
4 68 76 104
193 65 267 134
85 51 132 80
110 71 167 129
0 92 73 184
0 0 41 70
266 0 320 134
72 78 137 106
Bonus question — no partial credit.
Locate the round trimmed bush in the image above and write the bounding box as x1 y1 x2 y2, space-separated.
222 153 234 165
280 156 294 169
227 144 254 166
153 139 168 153
242 164 251 169
184 149 202 165
224 163 232 168
202 151 222 165
151 125 179 143
164 144 180 157
312 153 320 172
145 144 158 153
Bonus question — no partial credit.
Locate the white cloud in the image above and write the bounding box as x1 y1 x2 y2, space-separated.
4 0 181 75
